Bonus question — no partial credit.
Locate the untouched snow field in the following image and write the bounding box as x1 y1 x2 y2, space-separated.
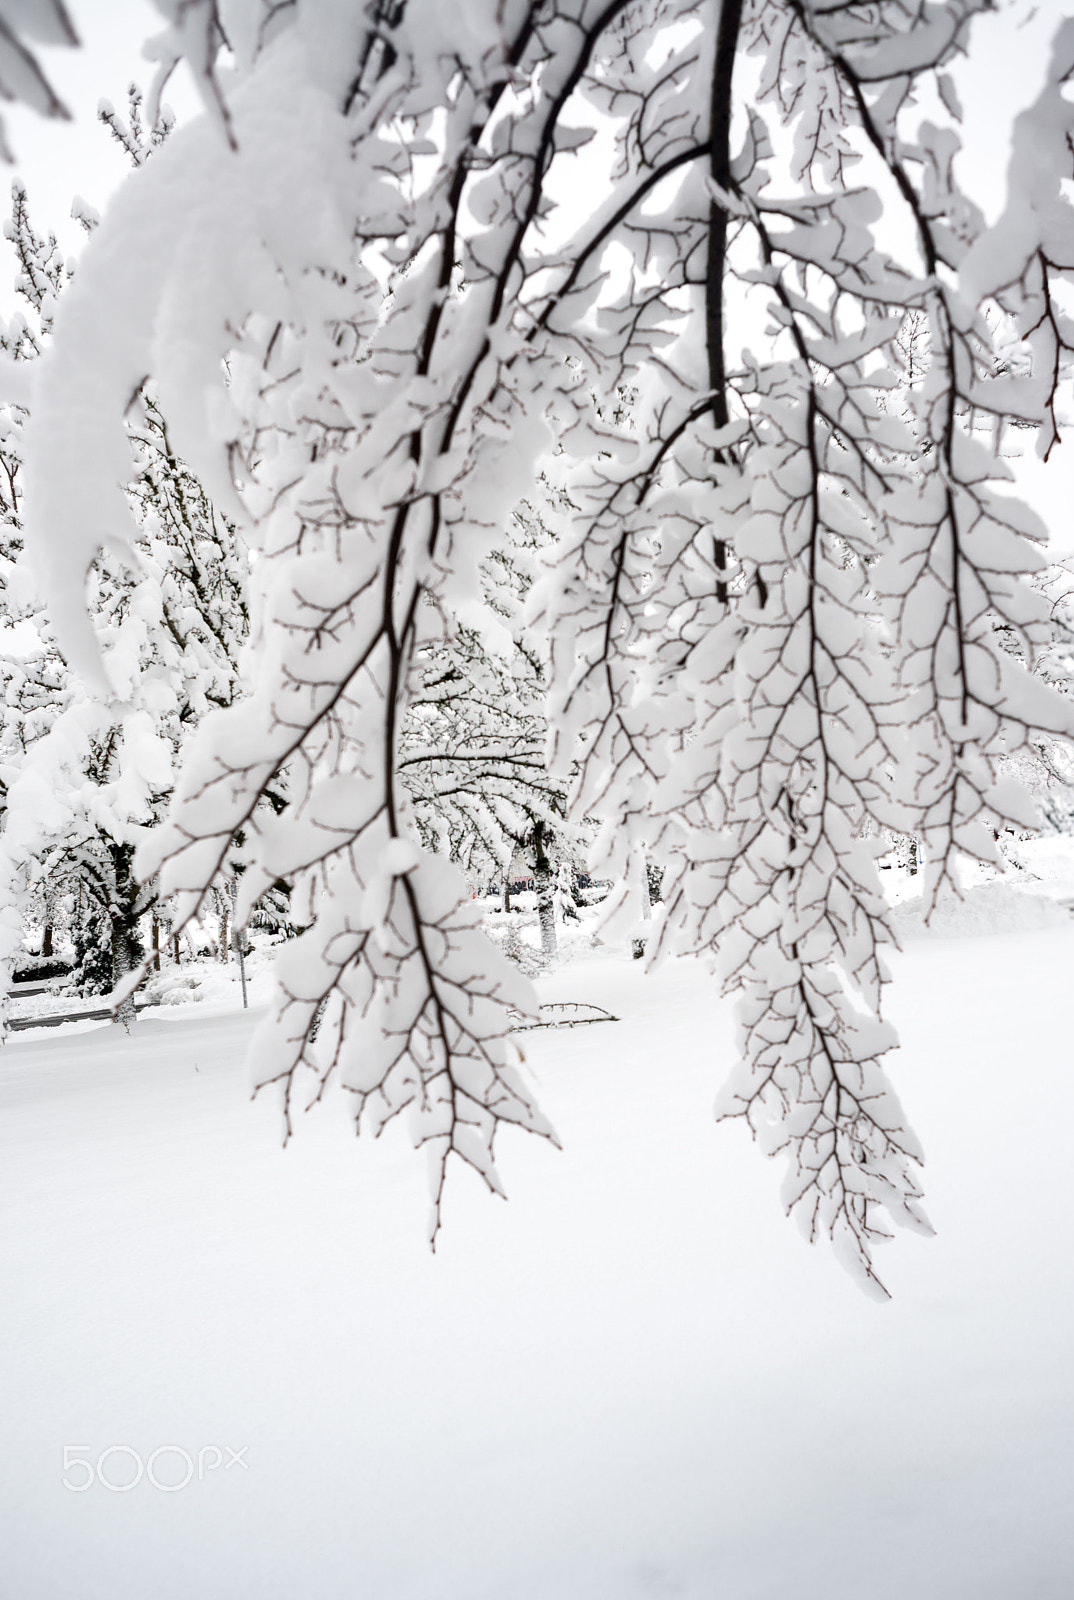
2 920 1073 1598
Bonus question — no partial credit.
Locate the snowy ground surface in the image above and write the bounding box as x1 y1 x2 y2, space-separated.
3 881 1074 1598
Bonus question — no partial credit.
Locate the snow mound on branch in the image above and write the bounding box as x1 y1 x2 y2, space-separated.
893 882 1072 940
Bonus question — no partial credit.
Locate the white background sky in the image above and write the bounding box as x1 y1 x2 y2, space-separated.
0 0 198 298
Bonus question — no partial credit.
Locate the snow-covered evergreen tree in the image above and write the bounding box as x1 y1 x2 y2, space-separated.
0 179 249 1009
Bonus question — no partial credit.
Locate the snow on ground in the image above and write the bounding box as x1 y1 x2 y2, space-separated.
2 911 1073 1598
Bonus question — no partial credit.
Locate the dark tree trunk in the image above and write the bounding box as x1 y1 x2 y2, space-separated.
707 0 743 606
108 842 145 1024
532 820 557 960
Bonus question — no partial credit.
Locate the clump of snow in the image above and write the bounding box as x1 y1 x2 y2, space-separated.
139 946 278 1016
892 881 1072 939
883 839 1074 940
141 968 207 1007
481 892 615 976
5 944 280 1030
1012 834 1074 899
